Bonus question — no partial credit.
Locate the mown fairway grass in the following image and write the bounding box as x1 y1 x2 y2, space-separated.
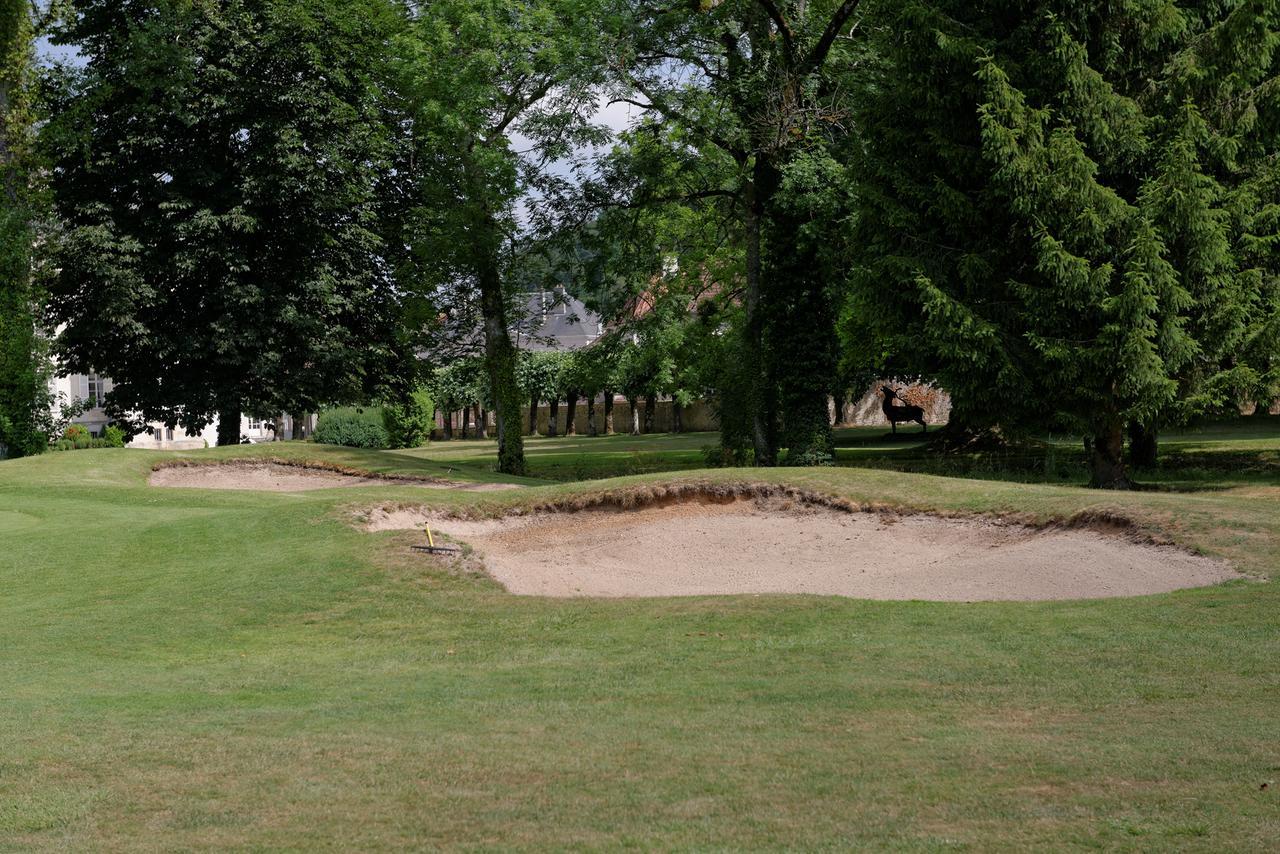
2 428 1278 850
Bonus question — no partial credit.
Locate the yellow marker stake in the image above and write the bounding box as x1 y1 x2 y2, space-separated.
425 524 436 548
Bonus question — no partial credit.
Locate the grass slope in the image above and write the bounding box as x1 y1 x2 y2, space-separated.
1 438 1277 850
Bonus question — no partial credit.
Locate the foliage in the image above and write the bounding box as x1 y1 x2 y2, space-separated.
0 0 53 459
41 0 417 444
381 387 434 450
102 424 124 448
396 0 612 473
516 350 567 404
599 0 869 464
430 358 488 415
849 0 1280 487
314 411 390 450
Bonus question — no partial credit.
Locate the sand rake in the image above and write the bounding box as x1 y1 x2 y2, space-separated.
411 523 461 556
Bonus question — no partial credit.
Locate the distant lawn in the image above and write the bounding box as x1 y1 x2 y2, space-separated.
1 437 1277 849
404 417 1280 489
399 431 714 481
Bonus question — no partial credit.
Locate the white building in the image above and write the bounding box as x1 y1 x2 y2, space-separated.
49 372 288 449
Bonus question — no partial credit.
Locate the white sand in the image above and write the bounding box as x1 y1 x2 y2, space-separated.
375 500 1239 601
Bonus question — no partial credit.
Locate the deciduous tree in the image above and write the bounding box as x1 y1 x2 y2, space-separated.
42 0 414 445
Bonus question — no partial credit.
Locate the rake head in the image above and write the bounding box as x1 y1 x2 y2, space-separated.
412 523 461 556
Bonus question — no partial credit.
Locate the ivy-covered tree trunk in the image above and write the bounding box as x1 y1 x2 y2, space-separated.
0 0 47 458
586 395 597 436
528 395 538 435
442 412 453 441
603 392 614 435
548 398 559 437
628 395 640 435
643 395 656 434
217 408 241 447
474 235 526 475
671 401 683 434
478 406 488 439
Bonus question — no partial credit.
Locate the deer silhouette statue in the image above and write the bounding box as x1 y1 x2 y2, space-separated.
881 386 927 435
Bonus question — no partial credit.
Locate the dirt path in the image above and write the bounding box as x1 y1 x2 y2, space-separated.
149 462 521 493
375 500 1240 601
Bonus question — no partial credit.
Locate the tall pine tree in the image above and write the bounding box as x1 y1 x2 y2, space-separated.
851 0 1280 487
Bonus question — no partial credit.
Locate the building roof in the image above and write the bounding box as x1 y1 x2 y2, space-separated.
514 287 604 352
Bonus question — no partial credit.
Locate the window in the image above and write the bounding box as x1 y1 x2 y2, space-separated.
86 374 105 408
248 417 262 431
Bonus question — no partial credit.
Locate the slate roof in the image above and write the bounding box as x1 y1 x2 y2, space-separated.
513 287 604 352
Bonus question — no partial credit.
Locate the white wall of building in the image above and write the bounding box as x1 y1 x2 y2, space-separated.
49 372 291 450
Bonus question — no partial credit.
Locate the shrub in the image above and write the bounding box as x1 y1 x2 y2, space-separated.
103 425 126 448
701 444 755 468
314 411 390 449
382 387 434 449
63 424 90 443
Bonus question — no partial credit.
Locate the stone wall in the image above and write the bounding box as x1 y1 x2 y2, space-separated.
839 382 951 428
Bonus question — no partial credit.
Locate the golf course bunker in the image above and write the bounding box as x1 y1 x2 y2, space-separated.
149 462 521 493
390 498 1239 601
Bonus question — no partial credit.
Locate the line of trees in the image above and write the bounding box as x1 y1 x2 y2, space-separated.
4 1 1277 488
431 345 702 441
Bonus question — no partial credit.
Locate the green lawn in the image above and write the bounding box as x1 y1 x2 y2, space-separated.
2 430 1278 849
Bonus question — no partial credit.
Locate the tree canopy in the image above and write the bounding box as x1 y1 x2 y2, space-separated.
42 0 415 444
848 0 1280 486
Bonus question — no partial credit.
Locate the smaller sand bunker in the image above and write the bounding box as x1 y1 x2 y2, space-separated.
149 462 521 493
372 499 1239 601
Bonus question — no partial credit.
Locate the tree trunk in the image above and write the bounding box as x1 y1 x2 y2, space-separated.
1089 420 1132 489
217 407 242 447
832 392 846 426
462 405 472 440
743 172 777 465
478 406 489 439
290 412 307 441
1128 421 1158 468
586 395 598 437
466 159 527 474
1252 398 1276 417
565 392 578 436
548 398 559 437
672 401 683 433
443 410 453 441
272 415 284 441
604 392 614 435
628 395 640 436
643 395 656 433
529 395 539 435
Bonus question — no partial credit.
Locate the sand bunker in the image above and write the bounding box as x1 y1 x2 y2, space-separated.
149 462 521 493
374 499 1238 601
